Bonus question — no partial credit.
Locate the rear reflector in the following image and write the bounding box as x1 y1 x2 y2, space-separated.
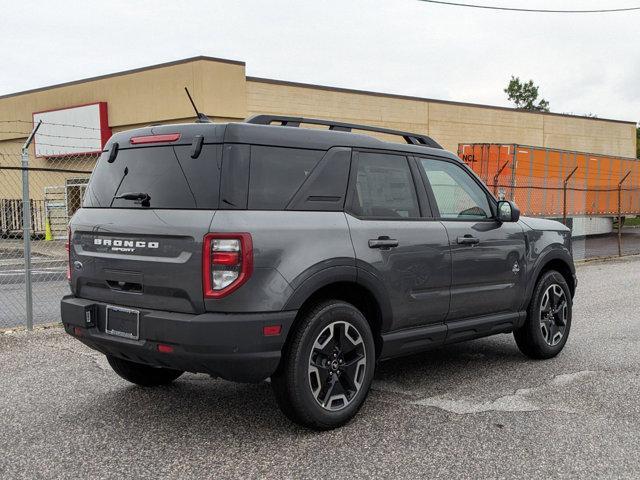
73 327 83 337
157 344 174 353
130 133 181 144
263 325 282 336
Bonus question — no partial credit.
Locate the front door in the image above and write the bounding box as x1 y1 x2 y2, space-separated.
416 156 526 320
345 151 451 331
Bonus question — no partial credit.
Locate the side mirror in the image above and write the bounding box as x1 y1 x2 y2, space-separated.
497 200 520 222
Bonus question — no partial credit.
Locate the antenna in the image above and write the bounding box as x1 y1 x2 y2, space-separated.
184 87 212 123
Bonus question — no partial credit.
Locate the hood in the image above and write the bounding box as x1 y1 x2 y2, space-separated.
519 216 570 233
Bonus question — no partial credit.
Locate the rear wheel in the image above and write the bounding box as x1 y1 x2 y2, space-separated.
106 355 183 386
514 270 572 359
271 300 376 430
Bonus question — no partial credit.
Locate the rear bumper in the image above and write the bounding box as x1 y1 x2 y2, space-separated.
61 296 297 382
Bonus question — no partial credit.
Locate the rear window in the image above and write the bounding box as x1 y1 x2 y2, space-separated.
247 146 323 210
83 145 221 209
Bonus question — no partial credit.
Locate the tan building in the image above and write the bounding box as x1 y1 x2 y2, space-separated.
0 55 636 234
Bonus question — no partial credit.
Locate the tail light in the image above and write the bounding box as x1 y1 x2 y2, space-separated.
203 233 253 298
66 227 72 281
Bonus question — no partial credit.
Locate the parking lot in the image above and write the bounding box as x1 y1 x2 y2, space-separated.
1 255 639 479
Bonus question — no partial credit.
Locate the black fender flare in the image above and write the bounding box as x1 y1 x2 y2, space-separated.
523 245 575 311
283 261 393 332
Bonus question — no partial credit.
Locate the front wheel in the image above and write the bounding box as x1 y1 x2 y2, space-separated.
514 270 572 359
271 300 376 430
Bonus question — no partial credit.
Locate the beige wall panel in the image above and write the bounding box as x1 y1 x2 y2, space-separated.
246 81 429 126
428 102 543 130
0 60 247 142
429 121 543 152
543 134 636 158
193 60 247 119
542 116 636 157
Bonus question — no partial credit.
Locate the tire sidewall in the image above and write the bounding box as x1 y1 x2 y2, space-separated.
528 271 573 356
292 302 376 428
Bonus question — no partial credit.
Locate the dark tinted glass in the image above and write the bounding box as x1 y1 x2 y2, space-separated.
350 152 420 218
83 145 220 209
248 146 323 210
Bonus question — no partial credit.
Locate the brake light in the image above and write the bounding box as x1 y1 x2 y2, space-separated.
203 233 253 299
66 227 71 281
130 133 181 144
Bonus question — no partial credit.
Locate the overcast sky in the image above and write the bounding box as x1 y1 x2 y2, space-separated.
2 0 638 122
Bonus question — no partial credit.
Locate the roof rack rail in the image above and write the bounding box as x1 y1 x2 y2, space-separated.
244 114 442 149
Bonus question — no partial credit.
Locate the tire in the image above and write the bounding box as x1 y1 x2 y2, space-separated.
271 300 376 430
106 355 183 386
514 270 572 359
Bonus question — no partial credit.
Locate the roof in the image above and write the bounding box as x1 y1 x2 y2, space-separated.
107 121 460 160
0 56 635 126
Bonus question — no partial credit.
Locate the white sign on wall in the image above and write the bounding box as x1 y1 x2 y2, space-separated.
32 102 111 157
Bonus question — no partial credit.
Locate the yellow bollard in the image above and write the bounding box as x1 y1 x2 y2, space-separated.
45 218 53 241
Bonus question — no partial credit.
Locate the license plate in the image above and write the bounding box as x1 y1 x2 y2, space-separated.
105 306 140 340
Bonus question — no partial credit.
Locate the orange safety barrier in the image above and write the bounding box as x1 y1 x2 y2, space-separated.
457 143 640 217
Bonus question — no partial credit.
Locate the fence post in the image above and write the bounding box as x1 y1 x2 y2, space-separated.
20 121 42 331
563 166 578 226
617 171 631 257
493 161 510 198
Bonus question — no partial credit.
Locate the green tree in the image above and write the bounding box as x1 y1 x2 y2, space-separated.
504 76 550 112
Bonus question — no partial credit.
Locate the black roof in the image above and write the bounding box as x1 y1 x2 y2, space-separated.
106 119 459 160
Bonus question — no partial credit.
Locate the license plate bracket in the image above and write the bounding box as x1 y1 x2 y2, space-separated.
105 306 140 340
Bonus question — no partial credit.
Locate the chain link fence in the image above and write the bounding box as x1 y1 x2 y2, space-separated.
490 177 640 261
0 120 98 329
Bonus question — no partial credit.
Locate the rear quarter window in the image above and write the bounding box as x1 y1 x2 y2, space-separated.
247 146 323 210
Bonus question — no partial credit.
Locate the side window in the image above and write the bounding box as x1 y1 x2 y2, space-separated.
350 152 420 219
248 146 323 210
419 158 492 219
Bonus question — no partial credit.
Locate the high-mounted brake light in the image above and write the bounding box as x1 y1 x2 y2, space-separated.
130 133 181 145
203 233 253 299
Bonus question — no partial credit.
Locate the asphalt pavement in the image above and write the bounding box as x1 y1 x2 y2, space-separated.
1 255 639 479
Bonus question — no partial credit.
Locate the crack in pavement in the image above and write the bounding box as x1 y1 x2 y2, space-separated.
373 370 596 415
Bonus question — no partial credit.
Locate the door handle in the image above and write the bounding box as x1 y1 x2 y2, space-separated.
368 236 399 249
457 235 480 245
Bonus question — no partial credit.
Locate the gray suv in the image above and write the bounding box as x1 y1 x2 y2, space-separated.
61 115 576 429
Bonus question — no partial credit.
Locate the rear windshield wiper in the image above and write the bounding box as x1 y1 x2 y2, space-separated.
111 192 151 207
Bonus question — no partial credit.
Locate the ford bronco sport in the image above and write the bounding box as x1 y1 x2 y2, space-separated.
61 115 576 430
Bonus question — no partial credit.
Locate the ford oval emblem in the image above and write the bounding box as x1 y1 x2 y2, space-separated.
73 261 83 271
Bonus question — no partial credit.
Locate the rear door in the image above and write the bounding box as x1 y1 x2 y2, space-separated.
71 141 222 314
415 156 526 320
345 150 451 331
